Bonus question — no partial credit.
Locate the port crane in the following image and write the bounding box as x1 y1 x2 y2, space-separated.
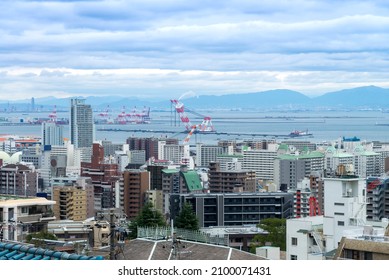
170 98 215 132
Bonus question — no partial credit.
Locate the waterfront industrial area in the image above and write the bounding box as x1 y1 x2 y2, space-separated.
0 97 389 261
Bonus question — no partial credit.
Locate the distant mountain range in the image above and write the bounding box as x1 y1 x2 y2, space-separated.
1 85 389 111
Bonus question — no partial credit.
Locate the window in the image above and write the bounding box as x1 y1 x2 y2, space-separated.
334 212 344 216
291 237 298 246
290 255 298 260
338 221 345 226
334 202 345 206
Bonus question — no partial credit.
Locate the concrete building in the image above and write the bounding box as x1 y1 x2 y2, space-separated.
101 140 126 157
215 154 244 171
280 141 317 152
173 192 293 228
195 143 225 168
147 164 169 191
286 216 324 260
323 175 367 252
81 143 120 210
0 195 56 242
353 146 383 177
161 167 204 217
242 143 279 182
366 177 389 222
334 223 389 260
162 144 189 165
51 176 95 218
47 219 112 251
126 137 178 161
208 162 256 193
325 147 354 175
127 150 146 165
0 163 39 196
70 98 94 149
146 189 164 215
42 122 64 146
274 151 325 191
117 169 150 220
52 186 88 221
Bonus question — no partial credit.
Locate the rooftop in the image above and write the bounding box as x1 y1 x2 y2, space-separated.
116 238 267 260
0 196 55 207
181 170 203 192
0 242 103 260
277 151 324 160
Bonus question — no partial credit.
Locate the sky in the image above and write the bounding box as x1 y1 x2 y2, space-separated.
1 0 389 101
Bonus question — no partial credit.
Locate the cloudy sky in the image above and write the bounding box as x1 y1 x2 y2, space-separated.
1 0 389 100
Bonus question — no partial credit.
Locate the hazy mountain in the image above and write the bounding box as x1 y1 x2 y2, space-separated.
181 89 311 109
312 85 389 107
2 85 389 111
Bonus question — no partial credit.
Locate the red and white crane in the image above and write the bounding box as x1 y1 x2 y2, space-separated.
48 105 57 123
170 97 215 132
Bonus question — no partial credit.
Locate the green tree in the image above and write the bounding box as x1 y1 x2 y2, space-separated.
128 202 167 239
25 231 58 247
250 218 286 253
174 202 199 231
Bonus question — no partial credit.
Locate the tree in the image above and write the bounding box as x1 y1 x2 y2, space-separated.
250 218 286 253
25 231 58 247
128 202 167 239
174 202 199 231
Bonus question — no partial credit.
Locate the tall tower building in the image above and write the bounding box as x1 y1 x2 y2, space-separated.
42 122 64 146
70 98 94 149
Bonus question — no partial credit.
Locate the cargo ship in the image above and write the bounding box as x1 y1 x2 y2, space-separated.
289 130 313 137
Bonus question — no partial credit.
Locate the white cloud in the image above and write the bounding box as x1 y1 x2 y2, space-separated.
1 1 389 99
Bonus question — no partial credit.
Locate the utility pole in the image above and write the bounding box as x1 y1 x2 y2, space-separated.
109 208 116 260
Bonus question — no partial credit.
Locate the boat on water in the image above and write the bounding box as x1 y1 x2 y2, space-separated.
289 130 313 137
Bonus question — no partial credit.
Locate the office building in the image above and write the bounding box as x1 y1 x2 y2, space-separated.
70 98 94 149
172 192 293 228
42 122 64 146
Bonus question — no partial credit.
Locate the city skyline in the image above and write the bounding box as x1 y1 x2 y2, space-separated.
1 1 389 100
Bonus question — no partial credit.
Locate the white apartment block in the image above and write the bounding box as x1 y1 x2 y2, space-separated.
243 144 278 181
128 150 146 165
216 154 244 171
323 176 367 252
325 147 354 174
163 144 189 164
41 122 64 146
286 216 324 260
195 143 224 167
353 148 383 177
286 175 368 260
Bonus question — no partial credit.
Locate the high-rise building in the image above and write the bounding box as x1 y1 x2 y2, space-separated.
274 151 325 191
70 98 94 149
42 122 63 146
242 144 279 181
81 143 120 210
118 169 150 219
52 186 88 221
195 143 225 167
208 162 256 193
